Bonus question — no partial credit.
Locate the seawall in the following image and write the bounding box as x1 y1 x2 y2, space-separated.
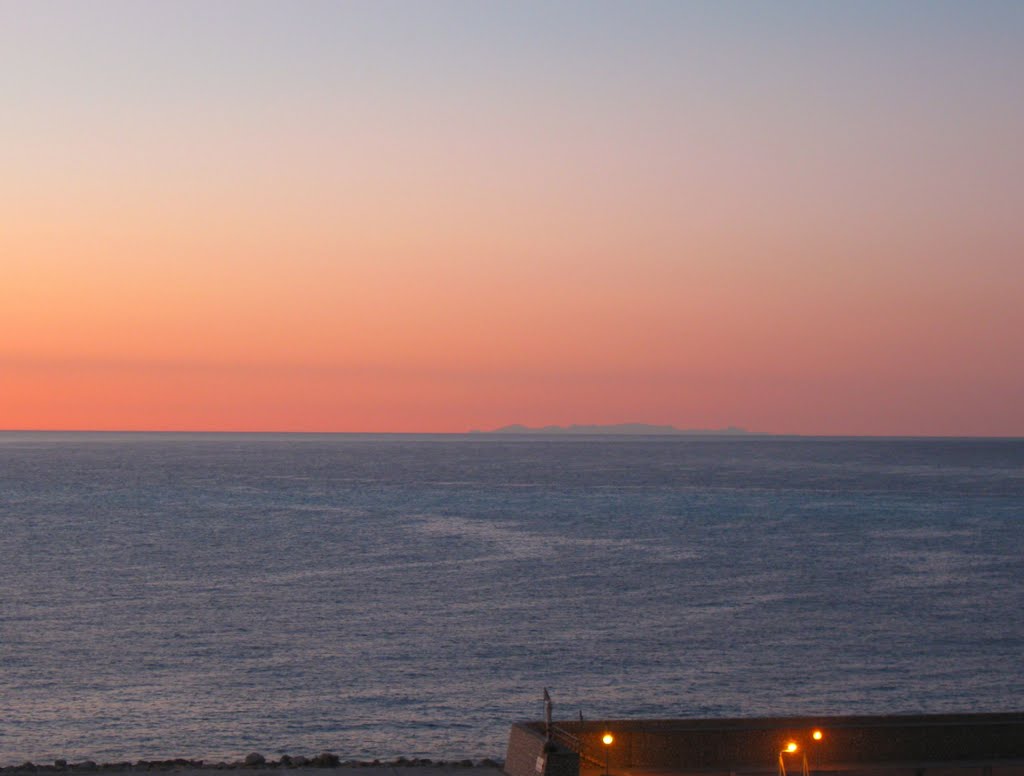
506 713 1024 776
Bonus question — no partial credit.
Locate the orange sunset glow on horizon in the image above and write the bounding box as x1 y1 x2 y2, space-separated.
3 2 1023 437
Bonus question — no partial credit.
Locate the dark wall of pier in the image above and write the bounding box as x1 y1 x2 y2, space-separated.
506 713 1024 776
506 722 578 776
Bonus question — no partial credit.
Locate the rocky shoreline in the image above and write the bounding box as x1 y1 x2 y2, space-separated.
1 756 504 774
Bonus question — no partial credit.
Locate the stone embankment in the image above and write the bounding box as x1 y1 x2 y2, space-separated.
0 757 503 775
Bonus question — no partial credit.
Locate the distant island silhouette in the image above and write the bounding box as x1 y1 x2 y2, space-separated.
471 423 754 435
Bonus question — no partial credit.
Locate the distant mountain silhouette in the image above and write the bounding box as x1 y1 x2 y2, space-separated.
472 423 753 435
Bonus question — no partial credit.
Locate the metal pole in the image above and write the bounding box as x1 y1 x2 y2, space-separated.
544 688 552 742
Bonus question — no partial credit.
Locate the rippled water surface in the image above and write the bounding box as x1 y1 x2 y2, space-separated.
1 433 1022 764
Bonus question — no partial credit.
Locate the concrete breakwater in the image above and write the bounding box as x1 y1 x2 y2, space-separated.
507 713 1024 776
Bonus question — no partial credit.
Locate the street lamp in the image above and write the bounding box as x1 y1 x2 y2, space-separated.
602 733 614 776
804 730 824 774
778 745 802 776
778 730 825 776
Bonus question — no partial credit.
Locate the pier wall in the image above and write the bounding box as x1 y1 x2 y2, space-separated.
506 713 1024 776
505 722 578 776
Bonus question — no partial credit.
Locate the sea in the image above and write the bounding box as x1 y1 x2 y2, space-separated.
1 432 1022 765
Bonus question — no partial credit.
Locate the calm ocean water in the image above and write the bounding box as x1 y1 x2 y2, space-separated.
1 433 1022 764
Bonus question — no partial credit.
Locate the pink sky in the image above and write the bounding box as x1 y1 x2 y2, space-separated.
3 2 1022 435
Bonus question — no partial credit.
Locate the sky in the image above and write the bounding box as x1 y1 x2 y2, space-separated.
2 0 1023 435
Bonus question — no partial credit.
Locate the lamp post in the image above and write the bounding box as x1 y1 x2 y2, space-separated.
778 730 825 776
602 733 614 776
804 729 823 775
778 742 799 776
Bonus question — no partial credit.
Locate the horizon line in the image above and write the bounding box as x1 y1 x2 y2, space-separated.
2 428 1023 440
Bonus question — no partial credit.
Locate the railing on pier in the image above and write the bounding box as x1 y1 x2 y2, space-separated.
551 725 603 768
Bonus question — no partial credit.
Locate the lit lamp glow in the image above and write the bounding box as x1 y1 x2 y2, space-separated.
778 730 825 776
602 733 614 776
778 742 799 776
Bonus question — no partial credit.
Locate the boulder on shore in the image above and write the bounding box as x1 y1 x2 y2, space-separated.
310 753 339 768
